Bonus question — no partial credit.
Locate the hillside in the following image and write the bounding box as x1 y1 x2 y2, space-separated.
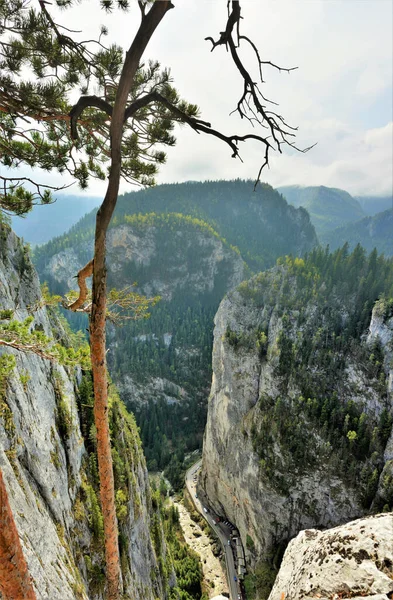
201 245 393 592
321 209 393 256
40 180 317 272
33 212 245 486
356 195 392 216
278 185 365 236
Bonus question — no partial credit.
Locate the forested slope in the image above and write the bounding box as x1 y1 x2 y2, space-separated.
34 180 317 273
278 185 365 236
34 211 246 486
321 209 393 256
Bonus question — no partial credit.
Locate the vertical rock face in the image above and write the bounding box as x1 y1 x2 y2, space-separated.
367 299 393 511
201 262 393 566
201 291 363 564
0 223 167 600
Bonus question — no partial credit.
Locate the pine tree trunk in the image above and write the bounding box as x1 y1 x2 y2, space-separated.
0 468 37 600
89 4 173 598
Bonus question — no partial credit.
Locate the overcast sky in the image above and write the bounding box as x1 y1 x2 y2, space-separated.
17 0 393 197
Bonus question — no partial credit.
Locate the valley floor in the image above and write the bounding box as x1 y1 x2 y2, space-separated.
174 499 229 598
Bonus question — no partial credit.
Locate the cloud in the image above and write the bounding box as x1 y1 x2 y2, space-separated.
4 0 392 200
264 122 393 196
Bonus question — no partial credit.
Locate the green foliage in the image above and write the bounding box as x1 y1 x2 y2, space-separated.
246 534 255 552
84 483 105 541
0 315 91 369
77 372 144 538
0 353 16 393
41 282 63 307
0 354 17 439
245 245 393 506
0 2 202 215
55 393 73 441
225 326 240 348
244 560 277 600
156 494 203 600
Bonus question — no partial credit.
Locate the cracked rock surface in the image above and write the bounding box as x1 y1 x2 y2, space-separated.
268 512 393 600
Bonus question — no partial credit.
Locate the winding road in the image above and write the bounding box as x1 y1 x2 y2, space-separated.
185 461 242 600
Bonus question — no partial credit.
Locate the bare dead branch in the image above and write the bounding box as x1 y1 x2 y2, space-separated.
124 90 271 161
204 0 312 183
0 338 57 362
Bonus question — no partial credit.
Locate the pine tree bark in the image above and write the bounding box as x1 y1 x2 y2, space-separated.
88 3 173 599
0 468 37 600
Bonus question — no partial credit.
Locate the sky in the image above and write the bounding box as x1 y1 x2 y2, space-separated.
11 0 393 198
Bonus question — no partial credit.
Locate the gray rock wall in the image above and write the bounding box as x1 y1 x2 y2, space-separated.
0 223 167 600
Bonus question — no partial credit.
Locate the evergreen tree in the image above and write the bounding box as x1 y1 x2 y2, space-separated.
1 2 307 598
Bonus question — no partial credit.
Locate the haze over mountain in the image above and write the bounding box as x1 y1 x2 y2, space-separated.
12 182 392 259
11 194 102 246
277 185 366 236
356 195 392 216
322 209 393 256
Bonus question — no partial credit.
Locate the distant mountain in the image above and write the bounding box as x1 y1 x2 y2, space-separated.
278 185 365 236
321 209 393 256
11 194 102 246
355 195 392 216
55 179 317 271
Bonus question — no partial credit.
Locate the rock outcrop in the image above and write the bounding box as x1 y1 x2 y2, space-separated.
268 513 393 600
0 222 168 599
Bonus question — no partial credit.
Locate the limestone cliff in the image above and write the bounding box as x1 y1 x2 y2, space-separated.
268 513 393 600
368 299 393 512
0 222 169 599
201 250 393 569
38 214 245 302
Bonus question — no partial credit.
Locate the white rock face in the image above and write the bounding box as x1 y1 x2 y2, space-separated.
0 225 167 600
117 374 188 407
367 301 393 510
41 221 245 302
201 292 362 564
368 302 393 400
268 513 393 600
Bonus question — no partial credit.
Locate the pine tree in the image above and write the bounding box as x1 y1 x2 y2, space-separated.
1 2 308 598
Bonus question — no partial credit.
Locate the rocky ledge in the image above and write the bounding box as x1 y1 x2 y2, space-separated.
268 512 393 600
